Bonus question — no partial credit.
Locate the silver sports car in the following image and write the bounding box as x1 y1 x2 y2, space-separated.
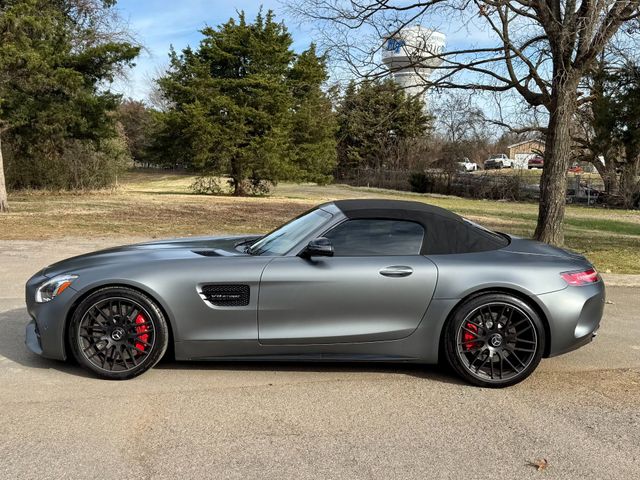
25 199 604 387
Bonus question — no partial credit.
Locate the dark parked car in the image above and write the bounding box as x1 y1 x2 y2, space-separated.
25 199 604 387
528 155 544 169
566 186 602 205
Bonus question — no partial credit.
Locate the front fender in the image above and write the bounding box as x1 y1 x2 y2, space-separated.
68 278 181 343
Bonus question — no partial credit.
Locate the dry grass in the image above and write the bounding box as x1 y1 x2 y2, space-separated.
2 170 639 273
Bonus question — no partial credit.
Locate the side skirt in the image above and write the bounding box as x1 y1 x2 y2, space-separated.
174 338 427 364
178 353 420 363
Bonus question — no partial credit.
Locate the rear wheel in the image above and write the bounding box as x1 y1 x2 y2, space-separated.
69 287 169 380
444 293 545 388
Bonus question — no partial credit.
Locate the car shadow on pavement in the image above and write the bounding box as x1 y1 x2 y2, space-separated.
0 307 97 378
155 359 465 384
0 307 464 385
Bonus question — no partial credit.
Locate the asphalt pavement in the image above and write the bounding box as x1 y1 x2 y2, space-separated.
0 239 638 479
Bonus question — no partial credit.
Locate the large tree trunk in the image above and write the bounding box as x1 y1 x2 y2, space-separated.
230 158 247 196
620 155 640 209
232 178 247 196
0 134 9 213
595 156 620 196
588 154 620 201
534 81 579 245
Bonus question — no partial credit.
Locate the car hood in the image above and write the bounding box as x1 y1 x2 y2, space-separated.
41 234 261 278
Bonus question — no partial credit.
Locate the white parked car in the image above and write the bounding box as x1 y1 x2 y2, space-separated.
484 154 513 169
457 158 478 172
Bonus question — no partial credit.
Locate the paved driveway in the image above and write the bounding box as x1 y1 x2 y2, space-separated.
1 239 639 479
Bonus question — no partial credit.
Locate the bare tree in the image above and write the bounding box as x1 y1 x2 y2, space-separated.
289 0 640 244
434 93 486 145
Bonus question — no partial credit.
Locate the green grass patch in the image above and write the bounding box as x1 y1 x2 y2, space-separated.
4 171 639 274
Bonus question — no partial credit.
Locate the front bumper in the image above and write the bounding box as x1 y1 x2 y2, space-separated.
25 319 43 356
538 280 606 357
24 271 76 360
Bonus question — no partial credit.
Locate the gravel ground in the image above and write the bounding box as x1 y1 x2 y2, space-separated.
0 238 639 479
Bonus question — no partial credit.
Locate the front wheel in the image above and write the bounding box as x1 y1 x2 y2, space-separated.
68 287 169 380
444 293 545 388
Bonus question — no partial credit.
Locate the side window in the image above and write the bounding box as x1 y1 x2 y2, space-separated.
324 219 424 256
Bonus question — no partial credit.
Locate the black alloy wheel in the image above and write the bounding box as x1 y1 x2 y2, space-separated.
444 293 545 388
69 287 168 380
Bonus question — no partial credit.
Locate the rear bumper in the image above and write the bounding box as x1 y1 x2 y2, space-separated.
538 280 605 357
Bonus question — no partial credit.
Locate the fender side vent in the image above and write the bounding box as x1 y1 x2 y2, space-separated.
200 284 250 307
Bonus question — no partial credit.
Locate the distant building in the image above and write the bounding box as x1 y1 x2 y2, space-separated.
508 139 545 169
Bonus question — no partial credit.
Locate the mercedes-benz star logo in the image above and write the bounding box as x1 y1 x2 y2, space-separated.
489 334 503 348
111 328 125 341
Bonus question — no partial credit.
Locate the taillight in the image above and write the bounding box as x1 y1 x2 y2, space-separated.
561 268 599 286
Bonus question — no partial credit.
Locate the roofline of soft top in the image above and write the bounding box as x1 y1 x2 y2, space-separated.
329 198 462 222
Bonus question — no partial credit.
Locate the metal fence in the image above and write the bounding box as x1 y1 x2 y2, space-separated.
337 168 607 204
336 169 413 191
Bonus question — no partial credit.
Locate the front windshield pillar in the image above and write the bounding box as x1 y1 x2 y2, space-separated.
247 207 336 256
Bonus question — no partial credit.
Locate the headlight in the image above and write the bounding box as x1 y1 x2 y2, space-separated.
35 274 78 303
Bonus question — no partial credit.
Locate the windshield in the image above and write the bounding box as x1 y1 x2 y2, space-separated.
247 208 333 256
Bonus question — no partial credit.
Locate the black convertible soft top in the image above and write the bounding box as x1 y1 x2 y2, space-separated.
332 199 508 255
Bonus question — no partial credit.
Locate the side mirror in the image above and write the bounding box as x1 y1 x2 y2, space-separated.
302 237 334 258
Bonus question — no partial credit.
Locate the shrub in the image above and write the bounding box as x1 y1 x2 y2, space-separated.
409 172 431 193
238 177 274 196
5 134 130 191
190 176 224 195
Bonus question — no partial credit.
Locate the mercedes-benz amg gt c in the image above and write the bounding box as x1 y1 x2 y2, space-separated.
25 199 604 387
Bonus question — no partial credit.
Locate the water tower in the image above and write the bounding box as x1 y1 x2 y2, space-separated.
381 26 445 107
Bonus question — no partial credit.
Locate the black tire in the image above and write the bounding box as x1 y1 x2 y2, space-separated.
444 293 545 388
69 286 169 380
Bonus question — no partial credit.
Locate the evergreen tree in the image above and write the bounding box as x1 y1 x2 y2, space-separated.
155 10 336 195
0 0 139 206
583 62 640 207
336 79 431 175
287 44 337 184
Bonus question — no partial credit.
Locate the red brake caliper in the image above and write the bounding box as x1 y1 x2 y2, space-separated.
463 322 479 350
135 314 149 353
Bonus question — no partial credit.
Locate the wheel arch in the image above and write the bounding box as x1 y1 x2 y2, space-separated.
64 281 177 361
437 286 552 360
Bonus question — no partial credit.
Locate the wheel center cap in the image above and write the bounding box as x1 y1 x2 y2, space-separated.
489 333 503 348
111 327 125 341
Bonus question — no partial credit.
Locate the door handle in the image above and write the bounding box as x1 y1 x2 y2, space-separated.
379 266 413 277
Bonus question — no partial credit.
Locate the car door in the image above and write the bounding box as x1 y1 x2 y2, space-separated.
258 218 438 345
